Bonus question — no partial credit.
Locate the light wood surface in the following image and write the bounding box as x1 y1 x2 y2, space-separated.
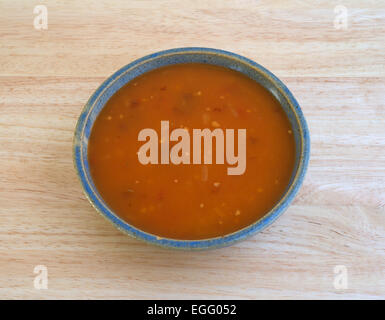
1 0 384 299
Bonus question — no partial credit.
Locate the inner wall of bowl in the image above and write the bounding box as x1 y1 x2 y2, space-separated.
80 51 303 226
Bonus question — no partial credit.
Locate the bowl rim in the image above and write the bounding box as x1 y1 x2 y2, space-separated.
73 47 310 250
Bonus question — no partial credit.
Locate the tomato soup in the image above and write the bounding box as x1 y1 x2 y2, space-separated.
88 63 295 240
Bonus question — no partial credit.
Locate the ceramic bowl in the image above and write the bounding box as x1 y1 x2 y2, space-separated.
73 47 310 250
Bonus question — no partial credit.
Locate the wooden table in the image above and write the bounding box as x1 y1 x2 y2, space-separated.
1 0 384 299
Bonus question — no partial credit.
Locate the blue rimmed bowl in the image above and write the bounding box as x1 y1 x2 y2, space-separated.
73 47 310 250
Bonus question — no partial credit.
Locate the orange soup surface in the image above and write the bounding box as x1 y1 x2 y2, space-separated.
88 63 295 240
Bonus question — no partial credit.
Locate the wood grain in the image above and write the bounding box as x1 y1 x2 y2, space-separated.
0 0 384 299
